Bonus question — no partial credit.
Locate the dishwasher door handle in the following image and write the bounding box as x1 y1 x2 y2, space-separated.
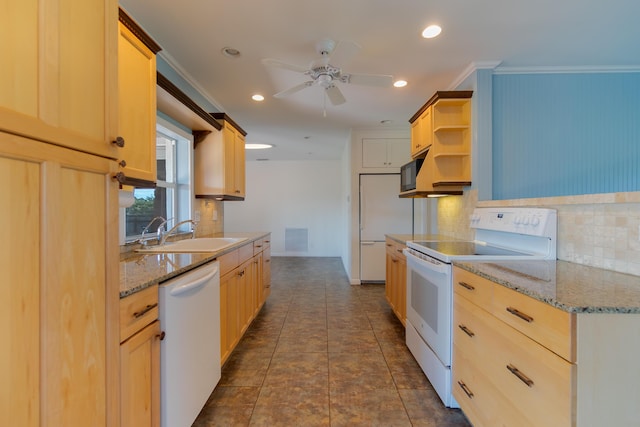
169 266 219 296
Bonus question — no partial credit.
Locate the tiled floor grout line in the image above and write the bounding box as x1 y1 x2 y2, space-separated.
193 258 470 426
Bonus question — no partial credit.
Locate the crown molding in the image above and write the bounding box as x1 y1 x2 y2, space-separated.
493 64 640 74
448 61 502 90
157 50 225 112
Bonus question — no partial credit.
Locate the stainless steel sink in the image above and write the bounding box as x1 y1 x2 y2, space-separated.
136 237 248 253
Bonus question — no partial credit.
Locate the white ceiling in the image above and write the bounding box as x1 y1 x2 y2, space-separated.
120 0 640 161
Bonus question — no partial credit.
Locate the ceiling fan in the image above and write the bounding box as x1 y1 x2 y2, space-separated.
262 39 393 106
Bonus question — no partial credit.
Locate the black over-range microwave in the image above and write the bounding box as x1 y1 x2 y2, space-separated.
400 158 423 192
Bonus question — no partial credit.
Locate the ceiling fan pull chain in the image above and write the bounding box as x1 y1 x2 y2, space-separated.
323 91 327 117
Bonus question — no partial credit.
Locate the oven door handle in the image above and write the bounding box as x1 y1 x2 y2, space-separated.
403 248 449 274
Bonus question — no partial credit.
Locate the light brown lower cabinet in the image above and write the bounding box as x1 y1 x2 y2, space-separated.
385 237 406 324
0 131 119 427
119 284 161 427
452 266 640 427
219 235 271 365
120 320 162 427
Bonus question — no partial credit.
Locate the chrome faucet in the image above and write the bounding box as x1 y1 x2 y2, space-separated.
138 216 166 246
155 217 174 244
159 219 198 246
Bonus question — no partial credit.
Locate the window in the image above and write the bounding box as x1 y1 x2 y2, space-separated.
124 118 193 242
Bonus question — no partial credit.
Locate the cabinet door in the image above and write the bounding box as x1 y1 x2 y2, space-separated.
362 139 389 167
252 252 263 316
262 247 271 300
234 131 246 197
0 0 118 159
120 320 161 427
220 269 240 364
386 139 411 167
117 20 157 184
0 131 119 427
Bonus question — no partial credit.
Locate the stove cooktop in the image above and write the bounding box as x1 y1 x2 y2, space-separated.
406 240 542 263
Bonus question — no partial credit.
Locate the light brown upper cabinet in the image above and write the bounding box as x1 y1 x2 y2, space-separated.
0 0 119 159
402 91 472 197
116 9 161 187
195 113 247 200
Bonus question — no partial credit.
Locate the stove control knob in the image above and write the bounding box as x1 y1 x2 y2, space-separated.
522 216 530 225
531 216 540 226
514 216 522 225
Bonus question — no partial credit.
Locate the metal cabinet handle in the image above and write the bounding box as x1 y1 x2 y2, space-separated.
457 281 475 291
156 331 166 341
112 136 125 147
113 172 126 184
458 324 475 338
506 307 534 323
119 160 127 168
457 381 474 398
133 303 158 318
507 364 534 387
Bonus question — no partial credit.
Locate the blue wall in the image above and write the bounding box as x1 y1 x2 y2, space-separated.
492 72 640 200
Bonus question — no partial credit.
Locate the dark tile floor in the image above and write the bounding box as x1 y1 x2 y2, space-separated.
193 257 471 426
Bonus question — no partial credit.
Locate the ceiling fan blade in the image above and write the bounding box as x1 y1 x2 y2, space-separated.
325 85 346 105
273 81 314 98
261 58 308 74
329 40 360 67
346 73 393 87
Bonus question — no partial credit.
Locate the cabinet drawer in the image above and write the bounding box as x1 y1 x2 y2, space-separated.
218 249 239 277
453 266 493 309
253 239 264 255
454 295 574 426
238 242 254 264
488 306 574 426
262 235 271 249
492 284 575 361
120 285 158 343
453 344 528 427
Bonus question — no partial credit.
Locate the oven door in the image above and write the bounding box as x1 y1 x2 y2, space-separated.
404 248 453 366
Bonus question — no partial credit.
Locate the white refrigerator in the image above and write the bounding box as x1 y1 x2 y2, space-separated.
360 174 413 282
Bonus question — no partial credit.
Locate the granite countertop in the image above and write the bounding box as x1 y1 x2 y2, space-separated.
119 232 269 298
385 234 455 244
454 259 640 314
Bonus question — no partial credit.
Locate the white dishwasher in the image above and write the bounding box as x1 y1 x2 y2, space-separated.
159 260 221 427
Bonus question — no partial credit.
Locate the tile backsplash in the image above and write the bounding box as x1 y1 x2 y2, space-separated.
438 189 640 276
194 199 224 237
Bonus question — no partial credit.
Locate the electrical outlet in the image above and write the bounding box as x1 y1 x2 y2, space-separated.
194 210 201 222
212 210 218 221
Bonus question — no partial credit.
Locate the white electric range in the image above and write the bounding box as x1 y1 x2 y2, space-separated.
403 207 557 408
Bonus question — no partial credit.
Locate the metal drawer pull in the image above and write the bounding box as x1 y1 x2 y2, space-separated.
507 364 534 387
133 303 158 318
458 324 475 338
457 381 474 398
506 307 534 323
457 281 475 291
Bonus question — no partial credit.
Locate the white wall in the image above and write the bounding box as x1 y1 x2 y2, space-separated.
224 160 345 257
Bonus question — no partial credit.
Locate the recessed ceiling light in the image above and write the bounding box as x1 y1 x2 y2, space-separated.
422 25 442 39
221 47 241 57
393 80 407 88
245 143 273 150
252 94 264 101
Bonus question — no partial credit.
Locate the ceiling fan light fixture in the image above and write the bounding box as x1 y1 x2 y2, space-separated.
245 143 273 150
422 25 442 39
221 47 241 58
394 80 408 88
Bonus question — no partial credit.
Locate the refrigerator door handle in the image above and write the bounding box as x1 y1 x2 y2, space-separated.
361 241 375 245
